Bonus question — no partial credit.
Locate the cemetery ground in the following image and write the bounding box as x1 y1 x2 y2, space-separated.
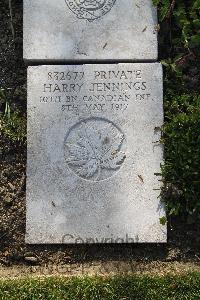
0 0 200 298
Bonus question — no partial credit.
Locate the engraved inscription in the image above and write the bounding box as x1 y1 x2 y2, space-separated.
65 0 116 21
64 118 126 181
39 68 152 114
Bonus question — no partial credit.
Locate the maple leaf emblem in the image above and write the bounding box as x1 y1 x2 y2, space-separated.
64 119 126 181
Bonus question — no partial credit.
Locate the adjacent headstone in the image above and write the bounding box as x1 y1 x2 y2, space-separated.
23 0 158 62
26 63 166 244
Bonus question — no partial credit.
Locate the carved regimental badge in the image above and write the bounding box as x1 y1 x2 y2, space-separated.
64 118 126 181
65 0 116 21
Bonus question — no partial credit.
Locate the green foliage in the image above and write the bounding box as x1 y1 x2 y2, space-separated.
0 111 26 143
159 216 167 225
172 1 200 50
162 92 200 216
0 88 26 143
154 0 200 72
0 273 200 300
152 0 200 217
153 0 171 21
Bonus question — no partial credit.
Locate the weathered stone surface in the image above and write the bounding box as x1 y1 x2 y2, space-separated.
26 63 166 244
23 0 158 62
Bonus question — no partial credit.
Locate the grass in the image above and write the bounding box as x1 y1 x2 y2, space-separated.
0 272 200 300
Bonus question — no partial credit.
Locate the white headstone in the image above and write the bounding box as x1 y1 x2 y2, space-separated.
26 63 166 244
23 0 158 62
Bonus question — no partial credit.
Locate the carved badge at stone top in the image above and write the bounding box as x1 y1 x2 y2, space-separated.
65 0 116 21
64 118 126 181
